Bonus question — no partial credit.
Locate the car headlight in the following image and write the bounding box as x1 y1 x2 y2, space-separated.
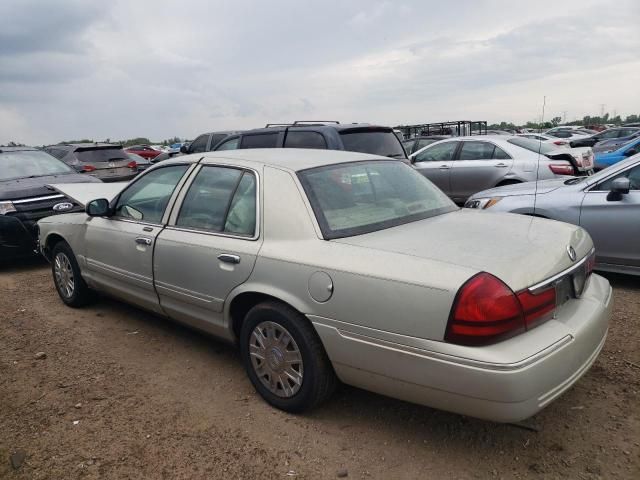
0 201 17 215
464 197 503 209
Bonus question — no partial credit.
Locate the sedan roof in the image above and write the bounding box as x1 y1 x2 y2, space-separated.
184 148 394 172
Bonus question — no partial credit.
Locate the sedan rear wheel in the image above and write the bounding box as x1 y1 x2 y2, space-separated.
240 301 337 413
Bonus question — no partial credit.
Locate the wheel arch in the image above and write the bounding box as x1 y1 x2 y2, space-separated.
42 232 68 261
225 285 313 344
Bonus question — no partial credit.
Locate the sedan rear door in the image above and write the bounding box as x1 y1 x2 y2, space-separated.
449 140 514 202
153 164 262 337
579 162 640 269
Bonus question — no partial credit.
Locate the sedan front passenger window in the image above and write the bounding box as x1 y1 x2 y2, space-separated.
114 165 189 224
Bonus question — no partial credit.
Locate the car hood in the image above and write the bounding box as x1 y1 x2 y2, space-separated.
47 182 127 207
333 209 592 292
470 178 570 199
0 173 101 201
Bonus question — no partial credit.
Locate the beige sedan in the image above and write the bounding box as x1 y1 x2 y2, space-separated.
38 149 611 422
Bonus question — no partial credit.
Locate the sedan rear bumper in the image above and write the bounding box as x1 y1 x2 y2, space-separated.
311 274 612 422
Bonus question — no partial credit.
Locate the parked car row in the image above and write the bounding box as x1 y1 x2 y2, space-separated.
407 135 593 203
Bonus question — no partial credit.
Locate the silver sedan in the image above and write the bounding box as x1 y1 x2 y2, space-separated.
38 149 611 422
409 136 593 203
465 154 640 275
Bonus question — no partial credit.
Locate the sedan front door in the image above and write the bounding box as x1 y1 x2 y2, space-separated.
411 141 459 195
153 164 262 338
579 163 640 269
449 141 514 203
84 164 193 313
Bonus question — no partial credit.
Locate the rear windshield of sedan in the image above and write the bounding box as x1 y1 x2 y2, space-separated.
75 146 129 163
339 130 407 158
507 137 557 155
1 150 74 181
298 161 457 239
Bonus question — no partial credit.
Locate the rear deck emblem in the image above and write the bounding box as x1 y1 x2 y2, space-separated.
567 245 577 262
53 202 74 212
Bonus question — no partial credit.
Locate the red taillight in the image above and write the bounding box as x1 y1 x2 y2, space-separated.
82 165 96 172
549 164 574 175
127 160 137 169
517 287 556 329
553 140 567 146
446 273 558 346
445 273 525 346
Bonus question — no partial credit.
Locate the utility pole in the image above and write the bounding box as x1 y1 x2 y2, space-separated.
600 104 605 118
562 111 567 123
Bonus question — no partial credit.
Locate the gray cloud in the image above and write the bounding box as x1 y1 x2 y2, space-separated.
1 0 639 145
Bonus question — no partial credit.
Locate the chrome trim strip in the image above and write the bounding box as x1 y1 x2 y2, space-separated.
310 315 573 371
528 248 595 293
13 194 65 204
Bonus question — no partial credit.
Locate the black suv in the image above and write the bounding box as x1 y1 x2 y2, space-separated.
211 122 407 159
44 143 138 182
0 147 101 260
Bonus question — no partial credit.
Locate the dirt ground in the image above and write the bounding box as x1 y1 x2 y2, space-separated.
0 259 638 479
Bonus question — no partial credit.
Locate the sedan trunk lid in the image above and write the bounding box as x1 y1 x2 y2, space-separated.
332 209 592 292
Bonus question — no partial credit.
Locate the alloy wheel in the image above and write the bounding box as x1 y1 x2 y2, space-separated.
54 252 75 299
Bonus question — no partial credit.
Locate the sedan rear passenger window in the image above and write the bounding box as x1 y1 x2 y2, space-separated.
284 131 327 149
176 167 257 236
459 141 495 160
493 146 511 159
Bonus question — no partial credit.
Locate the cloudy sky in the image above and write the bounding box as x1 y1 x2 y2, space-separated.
1 0 639 145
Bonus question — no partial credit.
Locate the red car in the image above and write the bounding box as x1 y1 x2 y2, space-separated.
124 145 161 160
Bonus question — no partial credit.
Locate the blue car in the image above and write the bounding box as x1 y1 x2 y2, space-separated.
595 137 640 170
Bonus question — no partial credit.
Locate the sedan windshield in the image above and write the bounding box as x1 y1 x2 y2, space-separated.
298 161 457 239
0 150 74 181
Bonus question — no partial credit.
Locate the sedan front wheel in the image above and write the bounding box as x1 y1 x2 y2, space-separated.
51 241 94 307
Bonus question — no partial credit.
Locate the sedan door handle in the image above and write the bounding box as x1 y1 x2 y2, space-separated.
218 253 241 264
135 237 152 246
439 164 450 170
494 163 508 168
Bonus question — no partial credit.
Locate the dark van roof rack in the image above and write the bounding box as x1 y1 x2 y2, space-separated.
395 120 488 139
264 121 341 128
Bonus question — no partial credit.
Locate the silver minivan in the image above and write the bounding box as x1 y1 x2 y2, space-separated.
409 136 593 204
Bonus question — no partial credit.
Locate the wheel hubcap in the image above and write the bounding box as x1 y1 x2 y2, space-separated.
54 252 74 299
249 321 304 398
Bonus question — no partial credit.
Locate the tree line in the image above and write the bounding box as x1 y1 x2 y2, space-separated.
488 113 639 131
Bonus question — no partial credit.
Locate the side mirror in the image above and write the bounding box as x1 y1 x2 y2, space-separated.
624 148 638 157
409 155 416 164
179 145 189 154
606 177 630 202
86 198 110 216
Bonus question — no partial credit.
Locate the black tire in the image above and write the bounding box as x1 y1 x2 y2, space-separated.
51 241 94 307
240 301 337 413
